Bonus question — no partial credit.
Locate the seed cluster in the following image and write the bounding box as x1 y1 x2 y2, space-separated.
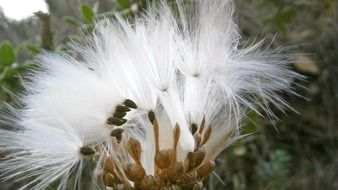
83 99 215 189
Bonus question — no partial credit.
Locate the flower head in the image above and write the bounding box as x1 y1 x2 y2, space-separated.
0 0 299 189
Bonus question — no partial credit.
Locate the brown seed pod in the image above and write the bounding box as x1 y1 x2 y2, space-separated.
155 149 174 169
137 175 157 190
124 99 137 109
107 117 127 126
104 156 115 174
79 147 95 155
127 138 142 163
196 160 215 179
192 181 203 190
167 162 184 182
187 149 206 169
102 172 115 187
111 128 124 142
113 111 127 118
116 105 131 112
124 163 146 182
176 171 197 186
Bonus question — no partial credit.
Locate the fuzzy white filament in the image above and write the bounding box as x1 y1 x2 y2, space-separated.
0 0 299 189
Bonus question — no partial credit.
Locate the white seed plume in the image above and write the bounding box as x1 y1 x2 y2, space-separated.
0 0 300 189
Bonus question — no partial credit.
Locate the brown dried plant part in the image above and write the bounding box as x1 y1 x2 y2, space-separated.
111 128 124 142
187 149 206 170
195 160 215 179
123 99 138 109
104 156 115 174
107 99 137 128
79 146 95 156
124 138 146 182
102 172 116 187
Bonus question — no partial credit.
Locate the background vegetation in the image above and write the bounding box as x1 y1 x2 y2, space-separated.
0 0 337 189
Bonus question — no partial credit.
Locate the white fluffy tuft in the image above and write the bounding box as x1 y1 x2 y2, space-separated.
0 0 300 189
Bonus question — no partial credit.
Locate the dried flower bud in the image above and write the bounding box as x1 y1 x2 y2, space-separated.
127 138 142 163
196 160 215 179
167 162 184 182
104 156 115 174
124 163 146 182
155 149 174 169
187 149 206 169
102 172 115 187
176 172 197 186
137 175 156 190
124 99 137 109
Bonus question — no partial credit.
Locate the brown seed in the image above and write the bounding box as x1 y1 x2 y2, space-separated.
196 160 215 179
107 117 127 126
124 163 146 182
187 149 206 169
102 172 115 187
79 147 95 155
104 156 115 174
191 123 198 135
116 105 131 112
124 99 137 109
113 111 127 118
155 149 174 169
127 138 142 163
111 128 124 142
192 181 203 190
148 111 156 124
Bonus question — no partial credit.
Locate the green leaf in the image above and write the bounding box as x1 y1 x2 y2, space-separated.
0 66 14 81
117 0 131 9
81 4 95 24
0 42 15 66
64 16 78 26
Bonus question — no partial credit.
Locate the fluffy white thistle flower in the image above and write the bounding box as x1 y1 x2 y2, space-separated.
0 0 300 189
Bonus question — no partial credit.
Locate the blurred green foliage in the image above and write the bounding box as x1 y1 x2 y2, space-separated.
0 0 337 189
